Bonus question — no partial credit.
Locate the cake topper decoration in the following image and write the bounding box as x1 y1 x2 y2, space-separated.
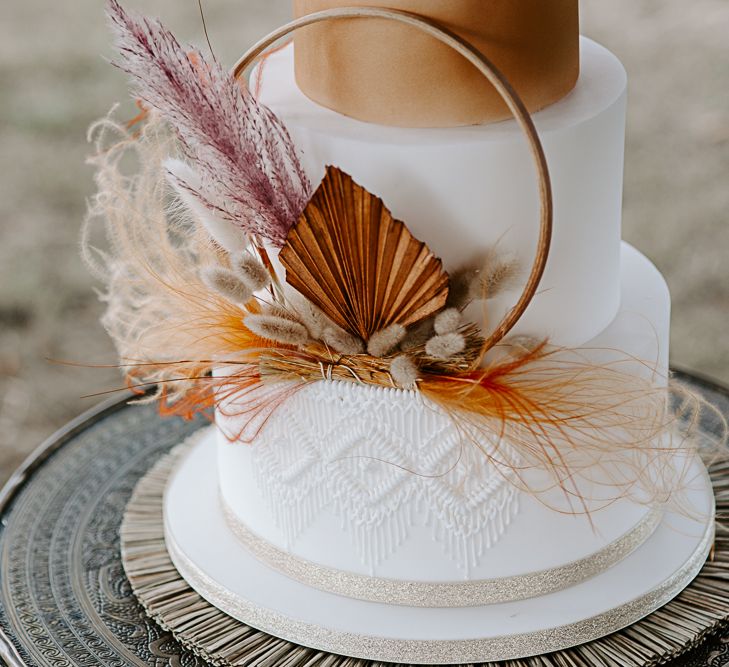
83 0 720 516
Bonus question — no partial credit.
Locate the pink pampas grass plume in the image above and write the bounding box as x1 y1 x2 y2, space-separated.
107 0 311 247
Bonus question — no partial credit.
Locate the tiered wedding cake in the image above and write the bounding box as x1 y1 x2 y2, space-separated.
93 0 716 662
217 2 671 599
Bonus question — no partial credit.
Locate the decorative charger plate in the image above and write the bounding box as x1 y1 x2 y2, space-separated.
0 370 728 667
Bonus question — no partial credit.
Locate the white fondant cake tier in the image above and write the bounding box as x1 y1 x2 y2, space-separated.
255 37 627 347
170 430 715 663
216 243 671 603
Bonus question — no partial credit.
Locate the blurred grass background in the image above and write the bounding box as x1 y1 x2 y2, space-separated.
0 1 728 481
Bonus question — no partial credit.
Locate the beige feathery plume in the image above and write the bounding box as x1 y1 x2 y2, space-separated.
234 253 270 292
82 113 274 412
321 326 365 355
434 308 461 335
425 332 466 359
286 291 330 339
265 303 303 323
448 252 521 309
390 354 418 388
244 313 310 347
201 267 253 305
367 323 407 357
475 254 520 300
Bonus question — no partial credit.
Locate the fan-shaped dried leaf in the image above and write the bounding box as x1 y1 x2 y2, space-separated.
279 166 449 341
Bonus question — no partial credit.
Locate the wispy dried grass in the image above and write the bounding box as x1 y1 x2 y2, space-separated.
82 113 275 412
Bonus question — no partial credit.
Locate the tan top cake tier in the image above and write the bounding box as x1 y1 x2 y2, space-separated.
292 0 579 127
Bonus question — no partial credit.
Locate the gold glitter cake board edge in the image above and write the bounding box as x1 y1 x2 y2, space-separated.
121 429 729 667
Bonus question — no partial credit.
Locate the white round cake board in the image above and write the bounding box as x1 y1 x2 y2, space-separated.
163 429 715 664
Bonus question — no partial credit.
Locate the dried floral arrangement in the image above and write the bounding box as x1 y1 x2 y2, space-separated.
83 0 724 514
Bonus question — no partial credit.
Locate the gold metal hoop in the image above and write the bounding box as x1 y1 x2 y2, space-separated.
232 7 553 354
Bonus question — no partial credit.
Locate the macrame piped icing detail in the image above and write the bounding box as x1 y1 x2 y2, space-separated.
248 380 520 575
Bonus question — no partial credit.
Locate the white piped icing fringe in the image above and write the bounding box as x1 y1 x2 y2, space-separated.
237 379 522 576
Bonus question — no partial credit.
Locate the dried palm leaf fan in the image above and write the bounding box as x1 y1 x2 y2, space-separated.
280 165 450 340
232 6 553 357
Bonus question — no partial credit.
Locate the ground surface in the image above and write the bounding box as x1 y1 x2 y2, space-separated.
1 1 728 483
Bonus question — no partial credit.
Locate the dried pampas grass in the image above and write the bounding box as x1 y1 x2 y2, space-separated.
164 158 248 253
107 0 311 247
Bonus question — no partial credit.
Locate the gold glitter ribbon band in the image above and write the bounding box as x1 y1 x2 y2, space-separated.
221 496 663 607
